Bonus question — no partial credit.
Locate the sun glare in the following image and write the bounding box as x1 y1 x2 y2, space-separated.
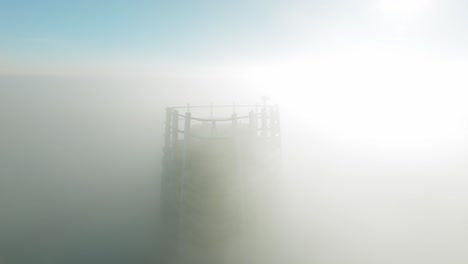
378 0 433 17
244 51 467 153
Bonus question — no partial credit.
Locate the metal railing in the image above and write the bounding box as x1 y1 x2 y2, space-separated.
164 105 280 144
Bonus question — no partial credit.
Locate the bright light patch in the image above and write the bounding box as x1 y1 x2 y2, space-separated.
378 0 433 17
241 50 468 155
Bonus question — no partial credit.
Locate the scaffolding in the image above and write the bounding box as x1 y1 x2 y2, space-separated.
160 103 281 264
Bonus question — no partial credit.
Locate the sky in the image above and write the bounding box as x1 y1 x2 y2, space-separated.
1 0 287 73
3 0 468 76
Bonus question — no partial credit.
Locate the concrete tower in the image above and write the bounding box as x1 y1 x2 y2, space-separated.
160 103 281 264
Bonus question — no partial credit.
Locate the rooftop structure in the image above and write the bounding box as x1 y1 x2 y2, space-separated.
160 103 281 264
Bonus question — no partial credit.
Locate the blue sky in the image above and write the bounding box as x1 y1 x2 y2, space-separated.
2 0 468 75
1 0 288 64
0 1 375 68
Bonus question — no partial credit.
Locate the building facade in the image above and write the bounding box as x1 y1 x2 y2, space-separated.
160 103 281 264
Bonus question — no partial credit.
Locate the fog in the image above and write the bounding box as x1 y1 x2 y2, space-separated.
3 55 468 264
0 76 263 263
3 0 468 263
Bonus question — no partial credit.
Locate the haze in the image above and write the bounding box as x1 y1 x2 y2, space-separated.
2 0 468 263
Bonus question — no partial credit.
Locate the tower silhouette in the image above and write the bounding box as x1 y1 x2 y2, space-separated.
160 103 281 264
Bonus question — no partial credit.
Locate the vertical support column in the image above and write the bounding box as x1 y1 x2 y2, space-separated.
232 113 239 179
164 108 173 159
182 112 191 169
169 110 181 263
161 108 173 264
232 113 239 169
178 112 191 263
171 110 179 158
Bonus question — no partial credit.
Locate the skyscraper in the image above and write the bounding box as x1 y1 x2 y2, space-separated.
160 103 281 264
